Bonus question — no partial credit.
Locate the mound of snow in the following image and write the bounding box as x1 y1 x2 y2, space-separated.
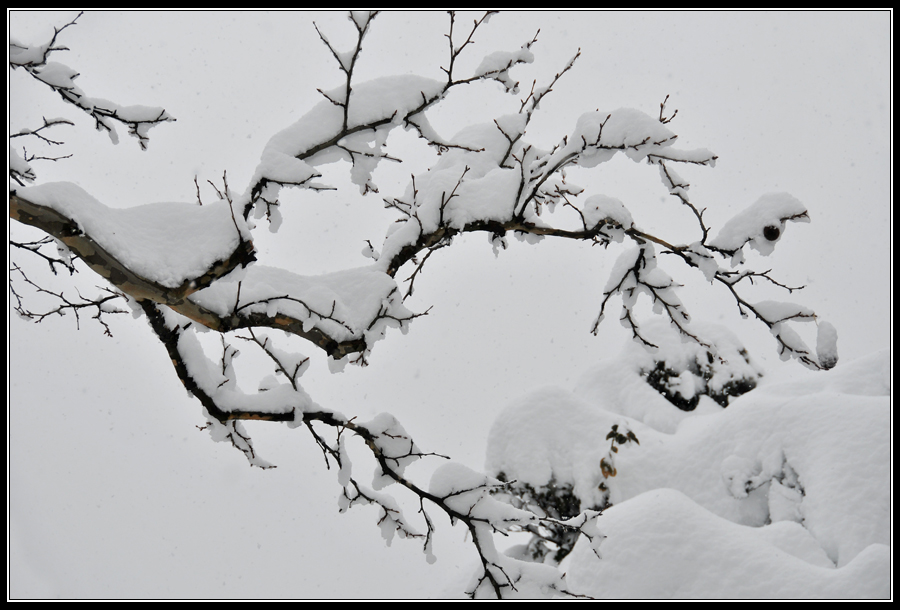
565 488 889 599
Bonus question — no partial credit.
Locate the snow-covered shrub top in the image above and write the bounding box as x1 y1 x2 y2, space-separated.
631 319 762 410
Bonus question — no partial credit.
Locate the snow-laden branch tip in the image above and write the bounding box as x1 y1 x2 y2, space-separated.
9 11 174 154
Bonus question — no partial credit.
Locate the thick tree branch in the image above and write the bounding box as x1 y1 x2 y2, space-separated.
10 191 256 305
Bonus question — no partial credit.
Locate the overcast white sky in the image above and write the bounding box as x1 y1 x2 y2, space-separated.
9 10 891 598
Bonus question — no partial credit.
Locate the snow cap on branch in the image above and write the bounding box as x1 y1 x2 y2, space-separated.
472 44 535 93
581 194 633 237
708 192 809 260
16 182 249 289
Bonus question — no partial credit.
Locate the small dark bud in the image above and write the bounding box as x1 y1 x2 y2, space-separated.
763 225 781 241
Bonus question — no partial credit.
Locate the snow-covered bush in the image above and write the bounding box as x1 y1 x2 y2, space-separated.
630 320 762 411
488 346 890 598
10 11 861 599
491 421 639 565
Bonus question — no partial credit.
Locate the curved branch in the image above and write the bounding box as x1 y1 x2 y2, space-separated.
146 300 597 596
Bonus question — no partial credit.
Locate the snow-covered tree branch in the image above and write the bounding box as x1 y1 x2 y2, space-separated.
9 11 877 600
9 11 174 157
